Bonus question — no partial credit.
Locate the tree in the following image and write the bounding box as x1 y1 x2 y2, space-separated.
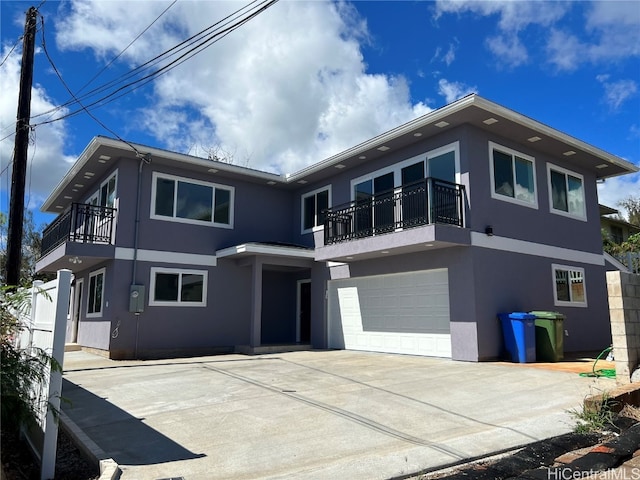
1 211 50 287
618 196 640 227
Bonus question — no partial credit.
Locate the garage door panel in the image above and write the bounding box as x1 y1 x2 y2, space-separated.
328 269 451 358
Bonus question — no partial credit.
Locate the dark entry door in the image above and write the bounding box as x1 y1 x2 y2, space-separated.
299 281 311 343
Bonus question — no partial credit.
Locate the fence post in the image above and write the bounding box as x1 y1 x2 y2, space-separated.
39 269 72 480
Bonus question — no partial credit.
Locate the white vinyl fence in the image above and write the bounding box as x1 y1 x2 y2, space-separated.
15 269 72 480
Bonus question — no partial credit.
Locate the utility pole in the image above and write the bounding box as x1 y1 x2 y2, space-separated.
6 6 37 287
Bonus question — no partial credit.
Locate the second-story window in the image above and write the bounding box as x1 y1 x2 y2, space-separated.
548 164 585 220
489 142 537 208
302 186 331 233
151 172 234 228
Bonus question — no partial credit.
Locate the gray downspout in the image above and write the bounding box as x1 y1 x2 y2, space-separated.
132 153 151 358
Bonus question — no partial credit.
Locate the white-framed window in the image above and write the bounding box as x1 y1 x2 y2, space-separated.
552 264 587 307
350 142 460 199
86 171 118 208
151 172 234 228
149 267 208 307
489 142 537 208
87 268 105 317
301 186 331 233
547 164 586 220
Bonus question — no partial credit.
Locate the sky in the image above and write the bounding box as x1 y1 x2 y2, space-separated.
1 0 639 231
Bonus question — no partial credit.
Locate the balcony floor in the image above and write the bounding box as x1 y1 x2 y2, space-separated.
36 241 116 274
315 223 471 262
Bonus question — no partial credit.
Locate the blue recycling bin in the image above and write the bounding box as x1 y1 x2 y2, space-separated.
498 312 536 363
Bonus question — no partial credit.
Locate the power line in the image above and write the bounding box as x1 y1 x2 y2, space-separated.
39 14 144 156
0 0 279 142
31 0 278 125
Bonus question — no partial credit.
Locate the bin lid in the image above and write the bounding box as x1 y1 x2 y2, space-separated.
506 312 536 320
529 311 565 320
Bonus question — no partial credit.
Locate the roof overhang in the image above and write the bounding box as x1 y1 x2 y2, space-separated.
286 94 638 185
216 243 316 260
42 95 638 213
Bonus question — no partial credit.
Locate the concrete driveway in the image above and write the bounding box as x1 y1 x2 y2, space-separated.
61 349 610 480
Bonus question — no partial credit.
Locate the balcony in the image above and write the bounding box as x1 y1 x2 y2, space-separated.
324 178 465 245
40 203 117 257
316 178 468 262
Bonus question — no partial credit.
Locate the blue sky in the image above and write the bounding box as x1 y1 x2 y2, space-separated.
1 0 639 230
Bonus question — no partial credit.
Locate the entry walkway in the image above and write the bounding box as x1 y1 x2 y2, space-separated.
61 350 612 480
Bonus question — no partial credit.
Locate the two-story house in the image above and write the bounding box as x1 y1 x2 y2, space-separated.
36 94 638 361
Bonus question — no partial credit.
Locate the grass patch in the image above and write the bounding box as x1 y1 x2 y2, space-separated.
569 393 617 434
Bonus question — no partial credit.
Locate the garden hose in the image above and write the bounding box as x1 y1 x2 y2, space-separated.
579 346 616 379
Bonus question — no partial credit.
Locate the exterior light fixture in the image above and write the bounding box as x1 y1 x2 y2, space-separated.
68 256 83 264
485 225 494 236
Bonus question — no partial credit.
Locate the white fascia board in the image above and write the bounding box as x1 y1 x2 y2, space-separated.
286 95 478 182
42 137 103 211
95 136 285 183
472 97 639 175
216 243 316 259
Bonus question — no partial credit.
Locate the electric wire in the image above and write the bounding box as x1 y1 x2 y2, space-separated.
30 0 276 124
0 0 278 142
38 14 144 156
71 0 177 96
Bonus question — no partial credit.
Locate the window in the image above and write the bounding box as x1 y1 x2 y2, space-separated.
489 142 537 208
149 268 207 307
100 173 117 208
151 172 234 227
552 264 587 307
87 268 105 317
548 164 585 220
301 186 331 232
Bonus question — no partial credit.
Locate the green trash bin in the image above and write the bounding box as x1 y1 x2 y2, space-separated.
529 311 565 362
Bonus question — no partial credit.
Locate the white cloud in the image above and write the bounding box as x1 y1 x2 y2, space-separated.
546 2 640 71
0 45 75 211
437 79 477 104
596 75 638 111
54 0 433 174
435 0 639 71
485 34 528 68
598 172 640 220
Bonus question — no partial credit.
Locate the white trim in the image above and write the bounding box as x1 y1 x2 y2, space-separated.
301 185 332 234
296 279 311 343
149 267 208 307
215 243 316 259
115 247 217 266
350 141 460 201
488 142 538 209
150 171 235 228
552 263 588 307
470 232 604 265
547 163 587 221
86 268 105 318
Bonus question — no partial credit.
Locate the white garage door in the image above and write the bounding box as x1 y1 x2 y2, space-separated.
328 269 451 358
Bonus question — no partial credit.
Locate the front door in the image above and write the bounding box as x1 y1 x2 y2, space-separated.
297 280 311 344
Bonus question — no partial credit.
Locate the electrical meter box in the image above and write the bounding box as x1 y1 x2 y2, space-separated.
129 285 145 313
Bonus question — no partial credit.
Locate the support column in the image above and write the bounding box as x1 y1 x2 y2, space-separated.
250 258 263 347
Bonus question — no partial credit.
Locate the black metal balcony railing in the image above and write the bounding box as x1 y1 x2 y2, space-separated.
40 203 117 257
324 178 465 245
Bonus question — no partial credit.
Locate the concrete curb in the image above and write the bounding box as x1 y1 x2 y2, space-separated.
59 411 120 480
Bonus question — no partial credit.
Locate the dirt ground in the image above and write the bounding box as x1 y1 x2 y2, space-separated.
1 427 98 480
